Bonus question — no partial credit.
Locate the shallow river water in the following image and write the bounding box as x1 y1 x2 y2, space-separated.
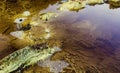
0 0 120 73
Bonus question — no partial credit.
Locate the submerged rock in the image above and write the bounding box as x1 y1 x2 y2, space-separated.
87 0 104 5
59 1 86 11
60 0 68 3
38 59 69 73
39 12 57 21
0 44 61 73
21 24 31 31
110 0 120 2
108 0 120 9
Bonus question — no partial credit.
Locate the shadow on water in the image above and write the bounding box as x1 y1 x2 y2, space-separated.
43 3 120 73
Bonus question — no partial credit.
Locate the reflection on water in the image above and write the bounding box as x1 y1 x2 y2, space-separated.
37 3 120 73
0 0 120 73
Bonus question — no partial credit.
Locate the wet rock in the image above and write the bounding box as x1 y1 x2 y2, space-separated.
14 18 26 24
31 43 47 50
10 31 24 39
59 1 86 11
39 12 57 21
14 18 27 30
22 11 31 16
29 21 39 26
87 0 104 5
21 24 31 31
110 0 120 2
108 0 120 9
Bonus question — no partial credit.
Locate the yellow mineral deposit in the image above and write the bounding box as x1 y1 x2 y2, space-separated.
59 0 86 11
0 46 62 73
30 21 39 26
110 0 119 2
39 12 57 21
22 11 31 17
44 33 51 39
45 28 50 33
87 0 104 5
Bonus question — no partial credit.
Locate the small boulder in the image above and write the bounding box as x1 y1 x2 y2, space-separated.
87 0 104 5
59 1 86 11
10 31 24 39
39 12 57 21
